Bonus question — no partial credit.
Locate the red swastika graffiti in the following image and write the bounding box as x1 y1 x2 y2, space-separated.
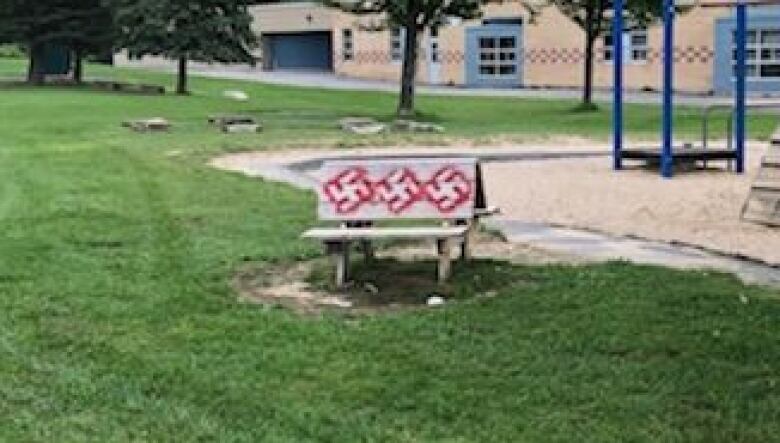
374 168 424 214
425 167 473 213
323 167 374 214
322 165 473 215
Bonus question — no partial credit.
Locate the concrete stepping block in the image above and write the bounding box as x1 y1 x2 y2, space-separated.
208 114 256 126
392 119 445 134
209 115 262 133
338 117 387 135
222 122 262 133
122 117 171 132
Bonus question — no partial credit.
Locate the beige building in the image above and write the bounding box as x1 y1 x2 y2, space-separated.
251 2 780 95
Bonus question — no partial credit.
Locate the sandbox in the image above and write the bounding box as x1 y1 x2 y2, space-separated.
483 144 779 266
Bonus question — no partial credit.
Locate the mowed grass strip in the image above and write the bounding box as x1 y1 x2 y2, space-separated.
0 60 778 441
1 58 777 148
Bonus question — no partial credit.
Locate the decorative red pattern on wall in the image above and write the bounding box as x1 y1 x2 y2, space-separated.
336 50 466 65
523 46 714 64
336 45 714 66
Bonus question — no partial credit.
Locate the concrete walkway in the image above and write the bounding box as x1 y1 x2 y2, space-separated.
211 147 780 288
118 62 780 108
491 220 780 286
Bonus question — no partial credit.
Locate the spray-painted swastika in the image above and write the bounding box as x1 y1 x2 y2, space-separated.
320 163 475 216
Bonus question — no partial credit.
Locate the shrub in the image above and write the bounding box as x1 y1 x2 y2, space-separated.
0 44 24 59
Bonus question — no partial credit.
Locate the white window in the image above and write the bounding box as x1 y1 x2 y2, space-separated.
342 29 354 62
603 28 648 63
630 29 648 62
391 28 404 62
478 35 517 77
732 28 780 79
430 27 440 63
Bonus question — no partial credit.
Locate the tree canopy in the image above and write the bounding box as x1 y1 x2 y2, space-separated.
112 0 259 94
0 0 115 83
545 0 664 107
329 0 490 116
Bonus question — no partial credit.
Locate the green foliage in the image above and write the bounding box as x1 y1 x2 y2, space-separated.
329 0 486 29
327 0 495 115
0 0 114 82
547 0 663 37
112 0 258 65
111 0 258 93
0 44 23 58
542 0 665 106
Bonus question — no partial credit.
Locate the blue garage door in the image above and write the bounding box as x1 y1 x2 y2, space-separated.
268 32 332 71
466 25 523 88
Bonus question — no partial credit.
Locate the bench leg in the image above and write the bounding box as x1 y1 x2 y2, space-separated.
437 238 452 284
461 221 478 261
360 240 374 263
327 241 351 288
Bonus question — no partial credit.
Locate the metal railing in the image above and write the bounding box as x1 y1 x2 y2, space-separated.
701 101 780 150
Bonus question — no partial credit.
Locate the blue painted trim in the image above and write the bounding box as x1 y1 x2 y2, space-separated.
612 0 624 170
465 24 523 88
735 3 747 173
713 8 780 95
661 0 674 178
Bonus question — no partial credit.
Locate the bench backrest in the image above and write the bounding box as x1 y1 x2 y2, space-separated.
315 157 480 221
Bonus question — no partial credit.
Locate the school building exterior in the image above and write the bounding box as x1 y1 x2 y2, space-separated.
250 2 780 95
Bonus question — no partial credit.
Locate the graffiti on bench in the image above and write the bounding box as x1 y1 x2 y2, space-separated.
316 158 477 220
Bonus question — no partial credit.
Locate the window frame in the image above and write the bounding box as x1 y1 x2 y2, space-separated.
477 35 518 79
732 28 780 81
342 28 354 62
390 28 404 63
602 27 649 65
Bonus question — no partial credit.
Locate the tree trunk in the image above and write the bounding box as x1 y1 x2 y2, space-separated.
176 56 188 95
582 6 596 108
27 42 45 85
397 24 419 117
73 50 84 84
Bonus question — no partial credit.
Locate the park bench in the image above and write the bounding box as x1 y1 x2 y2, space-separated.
302 157 497 287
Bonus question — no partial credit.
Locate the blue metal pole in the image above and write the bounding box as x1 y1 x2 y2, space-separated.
613 0 624 170
735 2 747 174
661 0 675 178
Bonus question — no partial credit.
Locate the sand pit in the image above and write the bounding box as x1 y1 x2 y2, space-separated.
483 144 779 266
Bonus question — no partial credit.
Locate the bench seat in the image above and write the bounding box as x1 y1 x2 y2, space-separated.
302 226 468 241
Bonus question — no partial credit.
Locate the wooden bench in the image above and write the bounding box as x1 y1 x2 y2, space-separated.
302 157 495 287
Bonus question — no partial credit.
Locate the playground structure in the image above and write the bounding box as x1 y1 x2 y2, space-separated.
612 0 780 178
742 128 780 225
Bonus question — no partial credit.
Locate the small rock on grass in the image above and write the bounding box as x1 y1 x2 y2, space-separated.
426 296 446 307
363 282 379 295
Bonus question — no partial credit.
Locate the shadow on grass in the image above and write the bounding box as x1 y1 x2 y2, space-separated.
305 257 539 309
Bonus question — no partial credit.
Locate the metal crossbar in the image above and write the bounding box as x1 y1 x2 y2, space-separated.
698 0 780 7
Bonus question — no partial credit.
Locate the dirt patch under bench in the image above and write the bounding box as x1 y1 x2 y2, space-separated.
232 235 573 316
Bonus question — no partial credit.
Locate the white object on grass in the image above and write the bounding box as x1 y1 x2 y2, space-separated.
223 90 249 101
426 296 445 306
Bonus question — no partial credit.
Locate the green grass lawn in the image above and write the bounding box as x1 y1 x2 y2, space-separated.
1 60 779 441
